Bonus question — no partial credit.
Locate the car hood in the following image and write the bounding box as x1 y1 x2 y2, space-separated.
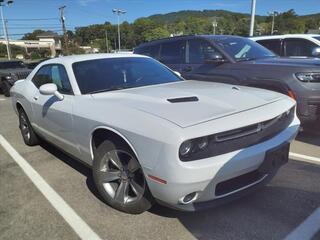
91 81 286 128
246 57 320 68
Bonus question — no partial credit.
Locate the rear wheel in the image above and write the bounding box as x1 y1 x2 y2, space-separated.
18 109 40 146
93 139 153 214
2 81 11 97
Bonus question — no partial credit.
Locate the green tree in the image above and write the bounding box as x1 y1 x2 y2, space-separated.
144 27 170 41
22 30 57 40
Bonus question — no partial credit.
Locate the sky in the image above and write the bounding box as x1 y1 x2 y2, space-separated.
2 0 320 39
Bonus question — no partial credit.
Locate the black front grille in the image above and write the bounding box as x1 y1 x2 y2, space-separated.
15 71 30 80
181 107 295 161
215 170 265 196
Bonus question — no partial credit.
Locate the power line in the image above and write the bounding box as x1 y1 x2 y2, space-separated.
8 27 62 29
7 18 59 21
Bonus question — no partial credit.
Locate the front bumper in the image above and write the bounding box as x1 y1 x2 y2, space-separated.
146 115 300 211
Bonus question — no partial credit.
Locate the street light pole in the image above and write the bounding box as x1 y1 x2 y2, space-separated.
249 0 256 37
0 0 13 60
112 8 126 52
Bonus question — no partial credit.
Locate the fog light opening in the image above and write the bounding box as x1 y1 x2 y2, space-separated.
180 192 198 205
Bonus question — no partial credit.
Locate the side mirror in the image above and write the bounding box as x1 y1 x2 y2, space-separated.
173 71 182 77
312 47 320 57
204 53 226 63
39 83 64 101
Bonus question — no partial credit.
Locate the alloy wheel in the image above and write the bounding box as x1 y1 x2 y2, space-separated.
19 113 30 141
99 149 146 205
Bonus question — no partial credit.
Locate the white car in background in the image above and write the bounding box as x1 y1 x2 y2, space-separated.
10 54 299 213
251 34 320 58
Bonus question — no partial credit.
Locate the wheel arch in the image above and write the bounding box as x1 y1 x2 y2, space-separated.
16 101 24 111
90 126 139 161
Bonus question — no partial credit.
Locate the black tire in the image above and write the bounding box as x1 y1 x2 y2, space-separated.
18 108 40 146
2 80 11 97
93 139 154 214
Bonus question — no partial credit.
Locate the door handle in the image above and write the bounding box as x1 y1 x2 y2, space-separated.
33 96 39 101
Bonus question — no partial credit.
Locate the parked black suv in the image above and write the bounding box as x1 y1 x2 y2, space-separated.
134 35 320 125
0 60 31 97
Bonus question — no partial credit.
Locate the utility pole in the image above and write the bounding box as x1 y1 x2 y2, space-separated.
0 0 13 60
112 8 126 52
59 5 68 55
268 11 279 35
249 0 256 37
105 30 109 53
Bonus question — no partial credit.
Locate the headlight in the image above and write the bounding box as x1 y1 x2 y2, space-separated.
197 137 208 149
179 136 209 159
5 75 12 80
179 140 192 156
295 72 320 82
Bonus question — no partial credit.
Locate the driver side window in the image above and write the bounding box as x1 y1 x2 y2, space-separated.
32 65 73 94
187 39 220 64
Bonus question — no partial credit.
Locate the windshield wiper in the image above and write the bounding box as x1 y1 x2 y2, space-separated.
88 86 126 94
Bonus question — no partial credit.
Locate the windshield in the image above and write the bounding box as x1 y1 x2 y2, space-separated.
216 37 276 61
73 57 182 94
0 61 25 69
313 36 320 41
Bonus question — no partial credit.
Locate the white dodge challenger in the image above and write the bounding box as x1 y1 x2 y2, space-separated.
10 54 300 214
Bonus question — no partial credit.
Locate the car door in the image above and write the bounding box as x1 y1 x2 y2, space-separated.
256 39 283 56
159 40 186 72
31 64 79 156
284 38 318 57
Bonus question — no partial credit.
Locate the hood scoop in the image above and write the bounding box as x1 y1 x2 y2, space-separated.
167 96 199 103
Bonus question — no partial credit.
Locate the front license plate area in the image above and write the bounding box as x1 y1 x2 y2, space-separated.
259 143 289 174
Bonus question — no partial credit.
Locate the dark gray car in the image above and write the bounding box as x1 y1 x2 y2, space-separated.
0 60 31 97
134 35 320 125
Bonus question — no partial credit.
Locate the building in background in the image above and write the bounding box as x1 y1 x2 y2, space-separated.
0 32 62 58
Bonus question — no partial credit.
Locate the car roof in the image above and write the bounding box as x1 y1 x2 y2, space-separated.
40 53 149 65
251 34 320 41
135 35 245 48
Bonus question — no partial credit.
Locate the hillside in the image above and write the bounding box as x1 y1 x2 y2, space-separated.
148 10 266 24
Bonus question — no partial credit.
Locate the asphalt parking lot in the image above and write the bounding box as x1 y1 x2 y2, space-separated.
1 96 320 240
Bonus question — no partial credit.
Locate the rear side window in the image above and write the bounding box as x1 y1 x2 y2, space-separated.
159 40 186 64
187 39 220 64
32 64 73 94
256 39 282 55
135 44 160 59
284 38 318 57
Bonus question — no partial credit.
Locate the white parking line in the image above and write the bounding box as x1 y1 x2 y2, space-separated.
289 152 320 165
0 135 102 240
0 98 6 101
284 207 320 240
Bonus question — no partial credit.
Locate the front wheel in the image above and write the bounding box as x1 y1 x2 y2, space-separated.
93 139 154 214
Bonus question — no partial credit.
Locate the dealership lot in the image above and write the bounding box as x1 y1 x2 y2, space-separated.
0 97 319 240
